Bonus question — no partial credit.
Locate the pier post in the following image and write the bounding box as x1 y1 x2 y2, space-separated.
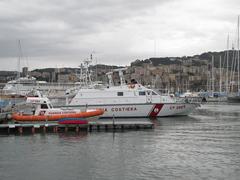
53 126 56 133
31 126 35 134
53 126 58 133
76 126 79 133
112 114 115 125
105 125 108 131
43 126 46 133
112 114 116 130
18 127 23 134
65 126 68 133
121 125 124 130
89 125 92 132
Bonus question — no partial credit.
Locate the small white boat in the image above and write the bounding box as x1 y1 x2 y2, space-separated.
2 76 76 97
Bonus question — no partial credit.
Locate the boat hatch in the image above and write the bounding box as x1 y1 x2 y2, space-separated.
117 92 124 96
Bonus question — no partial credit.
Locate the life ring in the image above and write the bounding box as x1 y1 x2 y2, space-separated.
146 97 152 103
128 84 135 89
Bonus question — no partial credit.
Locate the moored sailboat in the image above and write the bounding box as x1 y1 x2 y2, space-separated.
227 16 240 102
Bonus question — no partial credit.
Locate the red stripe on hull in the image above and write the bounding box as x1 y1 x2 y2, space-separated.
149 104 164 117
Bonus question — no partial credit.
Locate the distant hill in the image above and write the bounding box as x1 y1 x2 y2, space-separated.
1 50 239 83
131 50 239 68
130 58 181 66
32 64 122 74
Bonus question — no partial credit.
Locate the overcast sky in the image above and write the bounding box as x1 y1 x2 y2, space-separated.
0 0 239 71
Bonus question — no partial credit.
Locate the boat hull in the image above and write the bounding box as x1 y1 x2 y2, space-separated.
69 103 198 118
227 96 240 103
58 118 88 125
12 109 104 122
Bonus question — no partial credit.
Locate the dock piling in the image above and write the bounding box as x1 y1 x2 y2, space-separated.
43 126 47 133
18 127 23 134
76 126 79 133
64 126 68 133
31 126 35 134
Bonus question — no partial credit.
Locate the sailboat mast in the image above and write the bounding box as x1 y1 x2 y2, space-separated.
17 55 20 79
220 55 222 93
212 55 214 93
17 40 22 79
226 34 229 93
238 15 240 92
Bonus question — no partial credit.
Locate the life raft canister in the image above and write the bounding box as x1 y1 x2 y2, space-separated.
128 84 135 89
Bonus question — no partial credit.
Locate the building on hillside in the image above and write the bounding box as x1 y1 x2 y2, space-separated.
22 67 28 77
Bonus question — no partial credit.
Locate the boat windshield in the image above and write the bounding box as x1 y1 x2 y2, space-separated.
139 90 158 96
41 104 48 109
152 91 158 95
139 91 146 96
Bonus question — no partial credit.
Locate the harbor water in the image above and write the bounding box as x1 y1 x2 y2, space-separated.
0 103 240 180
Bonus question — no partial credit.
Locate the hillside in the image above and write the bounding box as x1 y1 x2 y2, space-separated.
131 50 239 68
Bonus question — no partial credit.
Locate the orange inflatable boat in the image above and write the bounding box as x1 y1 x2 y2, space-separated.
12 109 104 122
11 96 104 122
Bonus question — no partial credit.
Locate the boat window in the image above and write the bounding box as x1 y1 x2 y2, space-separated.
117 92 124 96
41 104 48 109
139 91 146 96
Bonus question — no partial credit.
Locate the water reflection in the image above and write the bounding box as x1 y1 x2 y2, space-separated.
0 103 240 180
196 103 240 117
152 115 200 126
58 131 88 141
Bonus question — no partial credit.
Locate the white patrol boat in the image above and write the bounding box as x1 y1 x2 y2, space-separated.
68 69 199 118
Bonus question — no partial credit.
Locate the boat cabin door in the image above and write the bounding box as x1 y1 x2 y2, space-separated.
146 90 152 103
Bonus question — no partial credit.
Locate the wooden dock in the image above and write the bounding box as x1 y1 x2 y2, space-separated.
0 120 154 135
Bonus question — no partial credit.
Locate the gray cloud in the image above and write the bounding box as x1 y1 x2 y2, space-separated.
0 0 239 70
